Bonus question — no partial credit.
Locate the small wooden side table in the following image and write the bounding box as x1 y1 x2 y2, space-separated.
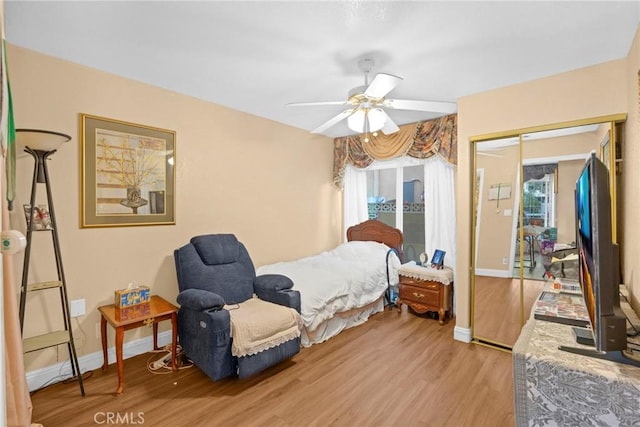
98 295 178 395
397 264 454 325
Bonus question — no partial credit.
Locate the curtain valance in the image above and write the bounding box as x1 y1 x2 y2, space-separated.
523 163 557 182
333 114 457 187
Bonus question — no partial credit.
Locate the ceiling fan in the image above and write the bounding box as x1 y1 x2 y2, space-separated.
287 58 457 138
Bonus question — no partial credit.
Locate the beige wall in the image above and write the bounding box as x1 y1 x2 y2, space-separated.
7 45 342 370
523 131 602 158
457 50 632 330
475 144 518 271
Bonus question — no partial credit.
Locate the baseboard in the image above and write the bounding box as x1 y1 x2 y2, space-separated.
475 268 511 278
25 330 173 392
454 326 472 343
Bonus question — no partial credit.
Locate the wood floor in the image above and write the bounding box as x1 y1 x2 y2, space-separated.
30 307 515 427
473 275 546 347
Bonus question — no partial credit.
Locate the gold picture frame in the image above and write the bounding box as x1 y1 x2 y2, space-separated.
81 114 175 227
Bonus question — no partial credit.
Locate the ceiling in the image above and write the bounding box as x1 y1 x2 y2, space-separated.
4 1 639 138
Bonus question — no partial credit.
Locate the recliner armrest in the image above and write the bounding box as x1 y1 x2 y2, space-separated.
177 288 225 311
257 289 301 314
254 274 300 312
254 274 294 292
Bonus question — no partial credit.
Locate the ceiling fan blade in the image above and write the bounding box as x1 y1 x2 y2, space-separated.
364 73 403 99
311 108 355 134
384 99 457 114
378 110 400 135
287 101 348 107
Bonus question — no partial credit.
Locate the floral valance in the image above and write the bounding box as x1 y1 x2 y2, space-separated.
333 114 457 187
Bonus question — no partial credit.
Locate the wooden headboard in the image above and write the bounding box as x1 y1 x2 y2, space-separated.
346 219 404 261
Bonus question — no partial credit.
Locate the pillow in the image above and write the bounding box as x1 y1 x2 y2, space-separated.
329 240 391 261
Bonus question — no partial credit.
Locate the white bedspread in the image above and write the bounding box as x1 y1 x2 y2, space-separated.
257 241 401 335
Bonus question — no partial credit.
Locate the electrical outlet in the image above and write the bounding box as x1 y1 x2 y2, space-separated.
70 299 86 317
502 257 508 265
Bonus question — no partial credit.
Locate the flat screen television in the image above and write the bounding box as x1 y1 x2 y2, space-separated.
559 152 639 366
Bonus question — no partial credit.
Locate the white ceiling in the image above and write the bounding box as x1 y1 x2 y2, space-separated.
4 1 639 138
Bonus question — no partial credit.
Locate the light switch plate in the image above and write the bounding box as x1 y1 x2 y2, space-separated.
70 299 86 317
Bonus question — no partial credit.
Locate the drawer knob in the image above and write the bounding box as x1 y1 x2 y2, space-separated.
412 292 425 298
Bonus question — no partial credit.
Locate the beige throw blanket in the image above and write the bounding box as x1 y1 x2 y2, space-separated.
226 296 301 358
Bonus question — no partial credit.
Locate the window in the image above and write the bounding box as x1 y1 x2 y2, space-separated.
344 155 456 271
366 162 426 263
523 174 555 228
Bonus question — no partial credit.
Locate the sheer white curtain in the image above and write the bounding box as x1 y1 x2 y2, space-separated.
342 165 368 240
423 156 457 272
342 155 457 274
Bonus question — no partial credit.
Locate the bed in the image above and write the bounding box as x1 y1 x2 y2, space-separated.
256 219 403 347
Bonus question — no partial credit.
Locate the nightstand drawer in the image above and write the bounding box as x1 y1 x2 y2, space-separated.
397 266 453 325
399 277 439 290
399 284 439 306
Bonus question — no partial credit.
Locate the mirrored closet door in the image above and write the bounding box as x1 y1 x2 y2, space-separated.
471 116 623 349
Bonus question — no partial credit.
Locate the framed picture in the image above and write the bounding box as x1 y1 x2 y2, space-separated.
431 249 446 269
419 252 429 266
81 114 175 227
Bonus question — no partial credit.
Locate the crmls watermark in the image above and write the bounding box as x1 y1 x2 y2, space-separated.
94 412 145 424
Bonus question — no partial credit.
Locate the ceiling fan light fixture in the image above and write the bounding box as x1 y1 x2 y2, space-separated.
347 109 366 133
367 108 386 132
347 108 386 135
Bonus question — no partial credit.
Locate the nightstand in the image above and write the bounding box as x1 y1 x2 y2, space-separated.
397 264 454 324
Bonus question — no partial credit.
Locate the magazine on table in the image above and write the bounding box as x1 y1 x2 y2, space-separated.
533 291 590 328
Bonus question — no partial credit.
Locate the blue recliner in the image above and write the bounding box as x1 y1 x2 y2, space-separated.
174 234 301 381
